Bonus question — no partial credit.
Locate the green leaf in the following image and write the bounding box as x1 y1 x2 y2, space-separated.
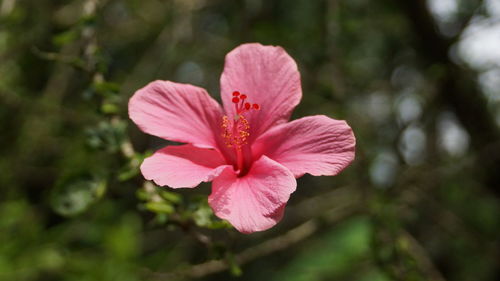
52 29 78 47
135 189 151 201
226 253 242 277
85 120 127 153
158 190 181 203
51 178 107 217
101 103 120 114
145 202 174 214
93 81 120 96
192 201 232 229
117 165 139 181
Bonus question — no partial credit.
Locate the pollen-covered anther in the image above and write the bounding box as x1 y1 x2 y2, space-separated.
222 91 260 149
221 114 250 149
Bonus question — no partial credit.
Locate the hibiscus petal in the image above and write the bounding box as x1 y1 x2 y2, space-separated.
141 144 230 188
209 156 296 233
220 43 302 142
253 115 355 178
129 80 223 149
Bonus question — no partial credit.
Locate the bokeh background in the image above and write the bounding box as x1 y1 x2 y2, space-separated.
1 0 500 280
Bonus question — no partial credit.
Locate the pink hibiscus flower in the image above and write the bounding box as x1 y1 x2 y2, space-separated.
128 43 355 233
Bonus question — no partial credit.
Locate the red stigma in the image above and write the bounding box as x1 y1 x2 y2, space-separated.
229 90 261 115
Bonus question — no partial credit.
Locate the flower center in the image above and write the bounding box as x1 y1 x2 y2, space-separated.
221 91 260 173
221 91 260 150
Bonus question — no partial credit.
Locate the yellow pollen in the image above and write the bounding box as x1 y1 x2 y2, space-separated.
222 114 250 149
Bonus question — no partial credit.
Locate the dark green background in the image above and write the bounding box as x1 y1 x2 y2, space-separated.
1 0 499 280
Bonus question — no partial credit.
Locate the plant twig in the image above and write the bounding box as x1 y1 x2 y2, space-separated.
401 230 447 281
146 220 319 280
144 189 361 280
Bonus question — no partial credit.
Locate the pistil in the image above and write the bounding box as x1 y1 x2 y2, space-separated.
221 91 260 172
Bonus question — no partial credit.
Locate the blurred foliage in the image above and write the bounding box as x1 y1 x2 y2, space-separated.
1 0 500 280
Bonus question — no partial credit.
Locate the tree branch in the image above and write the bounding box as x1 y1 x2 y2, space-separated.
144 186 362 280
